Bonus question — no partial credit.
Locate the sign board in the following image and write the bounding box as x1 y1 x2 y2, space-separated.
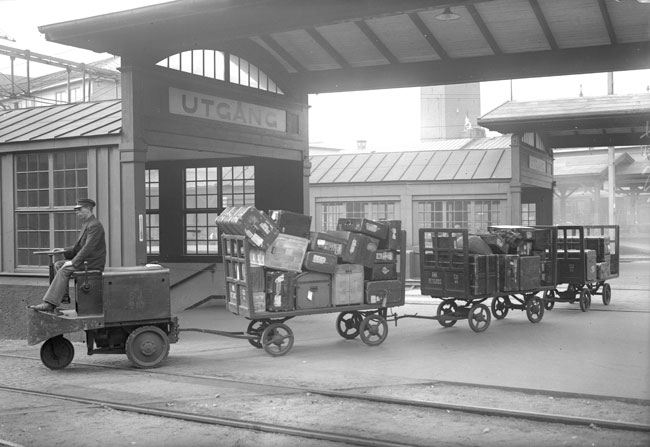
169 87 287 132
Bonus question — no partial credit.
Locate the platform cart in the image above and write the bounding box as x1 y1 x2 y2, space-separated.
221 230 407 356
418 228 497 332
485 225 557 324
545 225 620 312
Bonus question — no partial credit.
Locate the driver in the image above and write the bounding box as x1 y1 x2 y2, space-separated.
30 198 107 313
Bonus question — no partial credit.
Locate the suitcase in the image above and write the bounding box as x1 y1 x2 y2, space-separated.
468 254 498 295
310 232 346 257
585 236 610 262
336 218 389 240
215 206 240 235
365 263 398 281
365 280 404 307
295 272 331 309
379 220 402 250
228 206 280 250
250 233 310 272
519 255 541 290
244 265 265 292
269 210 312 239
332 264 364 306
498 254 519 292
303 251 338 274
479 233 509 254
330 231 379 268
266 270 296 312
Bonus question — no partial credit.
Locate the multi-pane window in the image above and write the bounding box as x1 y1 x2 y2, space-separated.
317 201 397 231
15 151 87 267
157 50 283 94
145 169 160 254
416 200 503 233
522 203 537 226
184 165 255 255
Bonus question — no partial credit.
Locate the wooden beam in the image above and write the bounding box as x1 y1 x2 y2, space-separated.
466 3 502 55
407 12 450 60
305 27 351 69
258 34 306 73
354 20 400 65
597 0 618 45
527 0 558 51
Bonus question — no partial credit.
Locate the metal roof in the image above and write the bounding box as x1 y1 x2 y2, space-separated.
478 93 650 148
38 0 650 95
309 142 511 184
0 100 121 143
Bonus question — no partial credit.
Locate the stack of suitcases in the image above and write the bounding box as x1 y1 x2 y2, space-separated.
216 206 404 316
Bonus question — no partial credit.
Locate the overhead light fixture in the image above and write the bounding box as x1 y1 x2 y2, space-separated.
435 6 461 21
636 0 650 3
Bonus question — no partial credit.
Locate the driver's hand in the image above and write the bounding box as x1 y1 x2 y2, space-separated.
63 260 73 268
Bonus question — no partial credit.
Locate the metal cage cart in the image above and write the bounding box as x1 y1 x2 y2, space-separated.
484 225 557 324
545 225 620 312
221 230 407 356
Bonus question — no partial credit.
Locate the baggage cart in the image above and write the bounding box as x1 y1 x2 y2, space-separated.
545 225 620 312
221 229 407 356
417 228 551 332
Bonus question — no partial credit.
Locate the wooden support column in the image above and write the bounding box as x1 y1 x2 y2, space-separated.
593 179 601 224
508 135 522 225
118 64 147 266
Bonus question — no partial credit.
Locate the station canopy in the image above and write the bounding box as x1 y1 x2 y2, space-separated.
38 0 650 94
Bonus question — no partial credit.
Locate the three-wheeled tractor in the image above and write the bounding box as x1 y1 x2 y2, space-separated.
28 265 179 370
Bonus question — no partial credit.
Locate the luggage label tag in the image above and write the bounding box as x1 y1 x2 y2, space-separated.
349 239 357 254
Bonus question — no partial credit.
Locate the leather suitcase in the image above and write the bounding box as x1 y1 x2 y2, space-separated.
365 263 397 281
303 251 338 274
365 280 404 307
378 220 401 250
310 232 346 257
375 249 397 263
228 206 280 250
498 254 519 292
332 264 364 306
519 255 541 290
295 272 331 310
250 233 310 272
330 231 379 268
270 210 312 239
468 254 498 295
265 270 296 311
336 218 389 240
215 206 240 235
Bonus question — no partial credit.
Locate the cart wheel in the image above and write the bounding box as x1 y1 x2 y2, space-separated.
526 296 545 323
359 314 388 346
491 296 510 320
579 288 592 312
436 299 458 328
336 311 363 339
126 325 170 368
543 290 556 310
602 283 612 305
246 319 268 348
261 323 294 357
40 335 74 370
468 303 491 333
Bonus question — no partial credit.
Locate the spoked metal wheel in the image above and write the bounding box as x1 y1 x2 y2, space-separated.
468 303 491 333
40 335 74 370
436 299 459 328
526 295 545 323
336 311 363 339
126 325 170 368
261 323 294 356
543 290 556 310
602 283 612 305
359 314 388 346
246 319 269 348
579 288 592 312
490 296 510 320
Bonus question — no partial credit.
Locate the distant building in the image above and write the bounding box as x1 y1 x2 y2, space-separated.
420 83 481 140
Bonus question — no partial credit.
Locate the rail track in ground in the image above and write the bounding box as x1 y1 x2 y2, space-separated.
1 352 649 447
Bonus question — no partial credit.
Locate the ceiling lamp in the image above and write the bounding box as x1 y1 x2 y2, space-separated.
435 6 461 21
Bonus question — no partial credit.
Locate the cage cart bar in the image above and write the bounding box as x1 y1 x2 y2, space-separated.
545 225 620 312
220 230 407 356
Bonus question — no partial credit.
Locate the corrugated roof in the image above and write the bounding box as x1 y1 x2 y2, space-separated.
310 140 512 184
0 100 121 143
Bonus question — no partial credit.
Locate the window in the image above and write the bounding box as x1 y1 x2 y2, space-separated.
145 169 160 254
55 91 65 104
317 201 397 231
157 50 283 95
15 151 87 267
522 203 537 226
416 199 503 233
184 165 255 255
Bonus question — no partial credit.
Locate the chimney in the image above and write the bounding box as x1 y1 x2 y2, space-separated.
356 140 367 150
